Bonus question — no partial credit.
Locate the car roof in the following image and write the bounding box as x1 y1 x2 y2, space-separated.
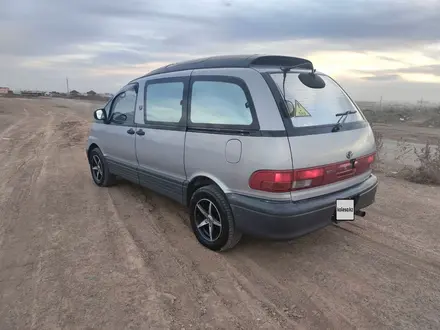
133 55 314 81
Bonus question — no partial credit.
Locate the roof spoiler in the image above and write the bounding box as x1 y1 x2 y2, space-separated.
141 54 314 78
250 55 313 70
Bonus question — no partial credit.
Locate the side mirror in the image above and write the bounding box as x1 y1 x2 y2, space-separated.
111 113 127 123
94 108 107 121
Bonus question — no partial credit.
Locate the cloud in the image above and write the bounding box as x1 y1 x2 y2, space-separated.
2 0 439 58
217 1 440 48
0 0 439 100
395 64 440 75
356 64 440 80
362 74 402 81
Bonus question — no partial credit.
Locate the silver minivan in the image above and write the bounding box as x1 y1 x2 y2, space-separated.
86 55 378 251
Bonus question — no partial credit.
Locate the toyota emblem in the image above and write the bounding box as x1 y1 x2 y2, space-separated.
346 151 353 159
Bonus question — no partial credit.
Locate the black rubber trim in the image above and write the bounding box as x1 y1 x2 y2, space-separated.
107 159 139 184
187 75 261 132
186 127 287 137
92 121 287 137
290 121 368 136
136 123 186 131
182 180 189 206
187 127 255 136
229 175 377 216
137 168 185 204
259 130 287 137
107 158 185 204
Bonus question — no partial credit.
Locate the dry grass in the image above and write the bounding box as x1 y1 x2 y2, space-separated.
372 125 384 157
362 105 440 127
407 140 440 185
371 124 440 185
370 123 385 172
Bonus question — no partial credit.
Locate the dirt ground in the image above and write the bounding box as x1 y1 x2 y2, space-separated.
372 122 440 144
1 97 440 330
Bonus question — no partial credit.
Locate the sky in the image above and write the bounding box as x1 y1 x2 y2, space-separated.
0 0 439 102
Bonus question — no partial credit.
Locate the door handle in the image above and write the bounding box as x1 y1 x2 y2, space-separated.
136 129 145 136
127 128 135 135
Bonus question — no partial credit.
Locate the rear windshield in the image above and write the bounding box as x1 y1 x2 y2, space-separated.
270 73 364 127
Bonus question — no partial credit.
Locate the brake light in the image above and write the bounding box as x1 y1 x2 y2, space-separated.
249 167 325 192
295 168 324 180
249 170 294 192
292 168 325 190
249 152 376 193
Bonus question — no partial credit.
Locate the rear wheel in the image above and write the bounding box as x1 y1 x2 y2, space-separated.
189 185 242 251
89 148 116 187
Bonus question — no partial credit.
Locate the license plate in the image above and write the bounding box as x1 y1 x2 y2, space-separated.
336 199 355 221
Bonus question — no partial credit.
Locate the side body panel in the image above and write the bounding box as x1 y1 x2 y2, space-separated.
184 68 293 201
185 134 293 200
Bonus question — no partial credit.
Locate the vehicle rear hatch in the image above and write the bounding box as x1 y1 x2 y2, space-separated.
269 71 376 201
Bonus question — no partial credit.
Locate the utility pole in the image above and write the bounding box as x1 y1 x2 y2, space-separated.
379 96 383 111
66 77 70 94
417 97 424 111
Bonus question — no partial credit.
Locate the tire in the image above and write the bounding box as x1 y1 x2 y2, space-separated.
89 148 116 187
189 184 242 251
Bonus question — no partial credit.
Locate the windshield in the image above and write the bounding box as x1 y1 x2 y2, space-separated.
270 72 364 127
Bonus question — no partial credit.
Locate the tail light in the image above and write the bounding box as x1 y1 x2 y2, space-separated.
366 153 375 166
292 168 325 190
248 170 294 192
249 167 324 192
249 152 376 193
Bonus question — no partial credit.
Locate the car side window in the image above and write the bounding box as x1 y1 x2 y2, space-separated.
190 81 253 126
110 87 137 125
145 82 184 123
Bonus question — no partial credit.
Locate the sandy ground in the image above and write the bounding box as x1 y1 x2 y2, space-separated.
372 123 440 169
373 123 440 144
1 97 440 330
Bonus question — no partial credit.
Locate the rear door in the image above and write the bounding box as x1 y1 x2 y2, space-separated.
269 72 376 201
133 74 188 204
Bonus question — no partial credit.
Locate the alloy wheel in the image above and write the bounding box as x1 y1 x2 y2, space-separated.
194 198 222 242
91 154 103 182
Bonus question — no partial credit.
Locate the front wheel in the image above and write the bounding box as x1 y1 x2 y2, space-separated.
89 148 116 187
189 185 242 251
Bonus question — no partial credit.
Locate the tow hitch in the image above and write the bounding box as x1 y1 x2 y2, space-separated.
355 210 366 217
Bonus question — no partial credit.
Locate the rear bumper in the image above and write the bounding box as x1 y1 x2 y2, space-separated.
227 174 378 240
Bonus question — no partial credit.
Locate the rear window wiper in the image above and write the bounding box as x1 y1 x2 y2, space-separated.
331 110 357 132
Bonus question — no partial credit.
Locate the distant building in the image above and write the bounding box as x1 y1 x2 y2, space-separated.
0 87 10 94
99 93 113 98
21 90 45 97
87 90 97 96
70 90 80 96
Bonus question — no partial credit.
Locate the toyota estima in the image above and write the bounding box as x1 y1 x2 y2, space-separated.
86 55 378 251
